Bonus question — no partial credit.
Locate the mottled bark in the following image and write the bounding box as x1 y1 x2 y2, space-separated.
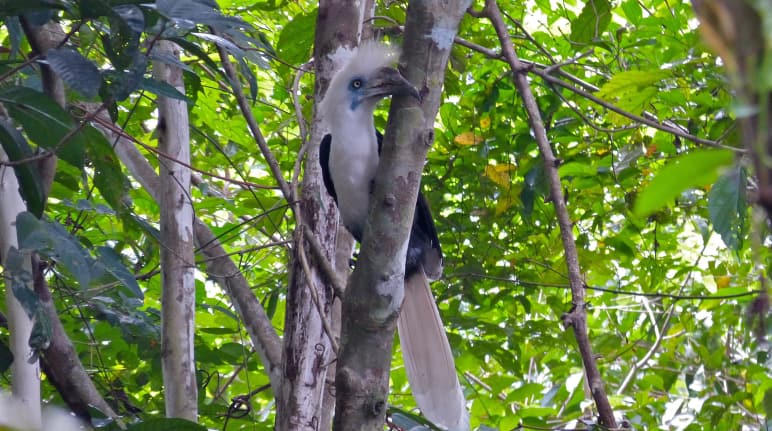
0 145 41 428
275 1 363 429
154 40 197 421
332 0 469 428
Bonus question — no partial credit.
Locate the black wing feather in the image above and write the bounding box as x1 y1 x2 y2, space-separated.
319 133 337 202
320 130 442 278
377 131 443 277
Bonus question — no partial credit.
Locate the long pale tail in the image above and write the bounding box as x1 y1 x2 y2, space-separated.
397 270 469 430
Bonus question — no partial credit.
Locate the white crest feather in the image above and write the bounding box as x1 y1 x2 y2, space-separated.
319 41 400 125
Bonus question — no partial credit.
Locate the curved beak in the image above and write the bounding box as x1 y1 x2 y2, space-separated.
363 67 421 101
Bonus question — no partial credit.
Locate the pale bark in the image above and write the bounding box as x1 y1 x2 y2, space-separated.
274 1 364 429
0 146 42 429
332 0 469 428
154 40 197 421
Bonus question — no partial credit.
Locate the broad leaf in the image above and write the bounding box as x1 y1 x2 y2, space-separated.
0 119 45 217
708 165 747 252
634 149 734 217
45 48 102 98
570 0 613 44
0 86 86 168
276 10 316 64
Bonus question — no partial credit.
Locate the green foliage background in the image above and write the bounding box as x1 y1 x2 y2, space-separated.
0 0 769 430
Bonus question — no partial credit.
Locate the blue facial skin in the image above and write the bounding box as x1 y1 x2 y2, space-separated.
349 77 365 110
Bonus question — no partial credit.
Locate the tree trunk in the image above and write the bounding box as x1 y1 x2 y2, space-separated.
0 145 41 429
154 40 198 421
332 0 469 428
273 1 364 429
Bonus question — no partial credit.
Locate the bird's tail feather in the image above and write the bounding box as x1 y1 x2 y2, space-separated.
398 271 469 430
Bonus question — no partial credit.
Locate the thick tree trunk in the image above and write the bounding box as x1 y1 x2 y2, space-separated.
332 0 469 428
154 40 198 421
692 1 772 218
274 1 364 430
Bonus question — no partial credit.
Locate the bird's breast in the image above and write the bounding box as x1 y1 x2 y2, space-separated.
329 142 379 240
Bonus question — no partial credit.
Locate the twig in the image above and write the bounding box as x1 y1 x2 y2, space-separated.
297 227 340 354
483 0 618 427
371 16 729 151
87 113 277 190
447 272 762 300
212 32 292 201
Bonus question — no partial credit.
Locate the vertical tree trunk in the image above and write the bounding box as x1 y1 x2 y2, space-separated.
332 0 469 428
274 1 364 429
154 40 197 421
0 146 41 429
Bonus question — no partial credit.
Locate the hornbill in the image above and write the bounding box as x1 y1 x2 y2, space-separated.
318 42 468 430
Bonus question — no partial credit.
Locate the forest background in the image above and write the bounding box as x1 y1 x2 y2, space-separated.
0 0 769 430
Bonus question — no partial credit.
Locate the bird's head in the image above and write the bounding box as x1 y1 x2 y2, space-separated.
320 41 419 122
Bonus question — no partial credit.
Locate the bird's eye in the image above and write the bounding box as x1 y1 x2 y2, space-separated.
351 79 362 89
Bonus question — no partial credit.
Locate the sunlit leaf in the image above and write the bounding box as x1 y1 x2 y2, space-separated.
454 131 483 146
634 149 734 217
484 163 516 187
570 0 612 44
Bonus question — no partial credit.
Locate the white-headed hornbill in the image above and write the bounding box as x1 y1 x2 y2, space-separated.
318 41 468 430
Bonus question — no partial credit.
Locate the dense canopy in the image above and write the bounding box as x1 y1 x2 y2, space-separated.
0 0 769 430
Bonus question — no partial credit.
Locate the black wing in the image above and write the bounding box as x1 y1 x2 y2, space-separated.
377 132 443 277
319 133 337 203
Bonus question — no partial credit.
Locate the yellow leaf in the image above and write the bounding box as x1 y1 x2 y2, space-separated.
454 131 483 146
484 163 516 187
480 117 491 129
495 193 519 216
716 275 731 289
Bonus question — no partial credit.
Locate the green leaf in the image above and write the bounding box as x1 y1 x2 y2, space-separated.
276 10 316 64
112 4 144 33
16 212 92 289
45 48 102 98
0 118 45 217
570 0 612 44
0 86 86 168
86 126 130 211
167 37 222 76
157 0 247 31
103 10 141 70
6 248 37 320
0 340 13 373
125 418 207 431
103 53 147 101
141 77 191 103
634 149 734 217
708 166 747 252
96 246 143 299
596 70 671 101
558 161 596 177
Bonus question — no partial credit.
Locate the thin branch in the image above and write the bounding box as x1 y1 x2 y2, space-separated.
373 16 729 151
448 272 762 300
86 112 277 190
483 0 618 427
298 227 340 354
212 31 292 201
